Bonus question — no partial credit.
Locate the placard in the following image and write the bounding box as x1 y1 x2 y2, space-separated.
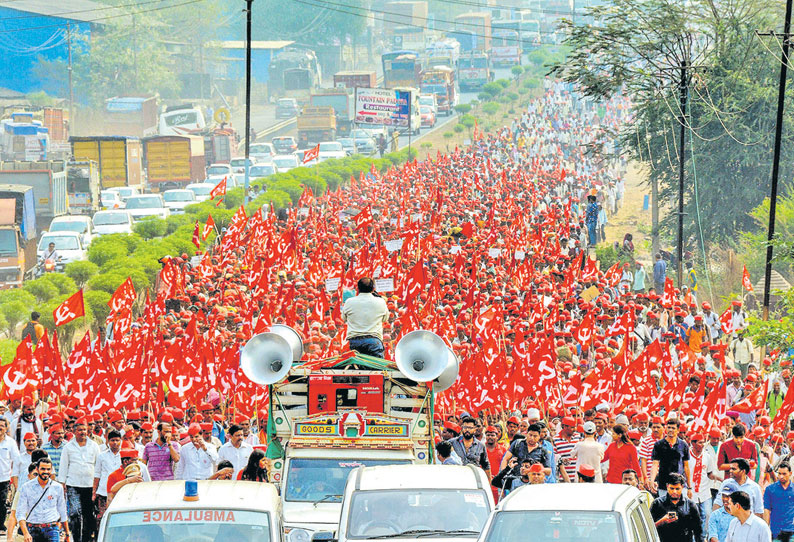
384 239 403 252
375 278 394 292
514 250 525 260
449 246 461 254
411 213 423 222
325 277 341 292
488 248 502 258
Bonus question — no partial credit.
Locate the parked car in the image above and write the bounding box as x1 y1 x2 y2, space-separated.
229 157 258 174
105 186 139 202
48 215 95 247
250 143 275 163
100 190 124 210
186 182 215 202
162 189 196 214
37 231 86 265
476 484 659 542
318 141 346 161
272 136 298 154
249 164 277 178
275 97 300 118
420 105 436 128
337 137 357 156
206 163 233 177
92 210 134 236
272 154 299 172
124 194 170 221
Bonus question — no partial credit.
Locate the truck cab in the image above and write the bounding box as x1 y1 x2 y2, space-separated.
458 53 493 91
0 185 36 287
297 107 337 149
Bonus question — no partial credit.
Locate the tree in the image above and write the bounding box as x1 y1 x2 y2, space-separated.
253 0 365 46
24 279 59 304
0 301 27 339
84 290 112 331
65 261 99 288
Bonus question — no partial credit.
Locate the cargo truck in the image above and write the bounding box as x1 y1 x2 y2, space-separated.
333 71 377 89
0 185 36 288
67 161 101 215
0 113 49 162
142 135 206 191
420 66 457 115
0 161 67 221
490 26 522 66
458 51 493 91
70 136 144 189
104 96 158 138
310 91 355 137
382 51 422 89
284 68 317 104
297 106 336 149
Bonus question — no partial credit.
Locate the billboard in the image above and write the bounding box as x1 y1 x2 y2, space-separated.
355 88 411 127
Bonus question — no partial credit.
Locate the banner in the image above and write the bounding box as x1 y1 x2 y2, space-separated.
355 88 411 127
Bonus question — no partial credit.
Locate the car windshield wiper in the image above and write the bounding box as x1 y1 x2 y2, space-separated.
370 529 480 539
312 494 342 507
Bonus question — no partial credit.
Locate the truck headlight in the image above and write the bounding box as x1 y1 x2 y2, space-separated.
285 528 311 542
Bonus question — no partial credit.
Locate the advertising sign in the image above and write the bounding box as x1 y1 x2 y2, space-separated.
355 88 411 127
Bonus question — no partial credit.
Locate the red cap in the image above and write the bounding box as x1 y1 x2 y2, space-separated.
708 428 722 439
200 423 213 432
651 416 664 425
160 412 174 423
578 464 596 477
690 433 705 442
528 463 544 473
507 416 520 425
48 424 63 434
485 426 498 433
141 422 153 431
108 412 123 423
22 432 36 441
561 416 576 427
188 423 201 436
443 421 461 434
120 449 138 459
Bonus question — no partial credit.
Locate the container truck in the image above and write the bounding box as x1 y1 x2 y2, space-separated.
0 185 36 288
490 26 522 66
142 135 206 191
70 136 144 189
104 96 158 138
310 91 355 137
297 106 336 149
284 68 317 104
419 66 456 115
382 51 422 89
0 161 67 221
66 161 101 215
454 12 492 52
0 113 49 162
333 71 377 89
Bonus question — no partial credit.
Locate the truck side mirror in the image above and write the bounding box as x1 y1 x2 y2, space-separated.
311 532 335 542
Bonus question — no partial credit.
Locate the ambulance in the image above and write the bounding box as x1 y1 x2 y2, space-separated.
97 481 283 542
240 327 459 542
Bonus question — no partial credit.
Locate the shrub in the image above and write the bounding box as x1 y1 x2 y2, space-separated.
511 65 524 78
495 78 510 89
133 218 168 239
65 260 99 288
0 301 29 339
88 236 131 267
443 132 454 140
454 104 472 115
454 124 465 133
23 278 59 304
84 290 111 327
482 102 500 115
40 273 77 296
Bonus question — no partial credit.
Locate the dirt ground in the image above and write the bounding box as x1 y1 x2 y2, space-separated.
603 163 653 264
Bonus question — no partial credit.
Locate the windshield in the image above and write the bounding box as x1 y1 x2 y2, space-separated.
206 166 229 176
163 191 194 202
273 157 297 167
101 191 119 201
125 197 162 209
419 97 434 107
319 142 343 151
188 185 213 196
420 106 433 115
0 229 17 256
103 510 271 542
250 144 273 155
49 221 87 234
39 235 79 251
350 130 372 139
93 212 129 226
483 511 622 542
230 159 253 168
250 165 276 177
347 489 490 538
164 110 198 127
285 459 409 503
277 99 296 107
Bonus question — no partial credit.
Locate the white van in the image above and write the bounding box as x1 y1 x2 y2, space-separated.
326 464 494 542
97 481 283 542
476 484 659 542
159 106 206 136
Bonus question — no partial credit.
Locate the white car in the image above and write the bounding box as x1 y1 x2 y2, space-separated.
37 231 87 265
186 182 215 202
318 141 346 161
100 190 124 210
48 215 95 247
123 194 170 221
162 189 196 214
92 210 134 236
477 484 659 542
105 186 139 202
229 157 258 174
206 163 233 177
419 93 438 115
273 154 299 172
250 142 275 163
249 164 277 179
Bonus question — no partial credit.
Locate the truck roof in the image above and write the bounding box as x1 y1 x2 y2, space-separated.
0 184 34 194
107 481 280 513
498 484 642 512
354 465 487 491
70 136 141 142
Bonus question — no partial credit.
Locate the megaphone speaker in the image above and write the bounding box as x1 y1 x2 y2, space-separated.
240 332 294 385
433 347 460 392
395 330 449 382
269 324 304 362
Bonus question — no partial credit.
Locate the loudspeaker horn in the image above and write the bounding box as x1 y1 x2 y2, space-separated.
269 324 304 362
395 330 449 383
433 348 460 392
240 332 294 385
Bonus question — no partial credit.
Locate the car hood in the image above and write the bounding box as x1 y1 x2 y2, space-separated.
37 248 83 261
127 208 166 217
94 225 131 235
283 501 341 529
165 201 193 209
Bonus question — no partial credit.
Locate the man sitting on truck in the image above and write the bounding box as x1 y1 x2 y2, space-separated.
342 277 389 358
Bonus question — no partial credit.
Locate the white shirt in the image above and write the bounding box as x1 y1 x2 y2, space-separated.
244 433 261 446
94 449 120 497
342 292 389 340
689 449 716 503
57 438 100 487
9 418 43 451
0 435 20 482
175 442 219 480
14 451 32 482
725 513 772 542
217 441 253 477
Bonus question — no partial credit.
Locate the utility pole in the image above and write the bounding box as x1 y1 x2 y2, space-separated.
243 0 254 205
761 0 793 320
676 59 688 289
67 22 74 133
133 15 137 90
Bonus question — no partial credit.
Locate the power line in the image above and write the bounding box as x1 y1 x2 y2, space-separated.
427 0 579 18
0 0 175 21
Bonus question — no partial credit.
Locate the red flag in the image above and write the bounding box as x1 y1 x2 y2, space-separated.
53 290 85 326
108 277 136 315
719 308 734 335
574 311 596 349
303 144 320 164
661 277 675 308
210 177 227 200
353 205 373 231
202 214 216 240
742 266 754 292
192 221 201 248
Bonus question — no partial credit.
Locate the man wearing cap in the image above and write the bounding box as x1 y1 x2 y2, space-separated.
571 421 605 483
710 479 741 542
450 417 490 473
14 433 38 486
703 303 721 343
484 426 506 499
93 430 122 521
577 464 597 483
687 316 708 353
341 277 389 358
768 380 786 421
57 418 99 542
594 414 613 446
200 403 225 445
239 417 261 446
763 461 794 541
41 425 65 476
690 433 719 535
200 423 222 452
504 416 522 444
0 418 19 531
218 424 253 478
142 422 180 482
106 450 146 503
175 423 219 481
730 301 748 338
10 400 42 453
730 331 754 378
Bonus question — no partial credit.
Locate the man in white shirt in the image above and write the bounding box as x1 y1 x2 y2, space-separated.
176 424 219 480
93 430 122 522
218 424 253 478
240 417 261 446
689 433 718 536
2 400 19 428
725 490 772 542
0 418 19 531
57 418 100 542
730 331 754 378
342 277 389 358
9 399 42 452
13 433 38 484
